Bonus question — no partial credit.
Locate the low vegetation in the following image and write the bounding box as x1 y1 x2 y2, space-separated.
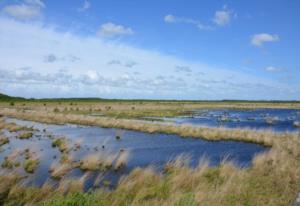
24 158 39 173
52 138 69 153
79 153 116 171
50 163 78 179
114 150 130 171
18 132 33 139
0 136 9 146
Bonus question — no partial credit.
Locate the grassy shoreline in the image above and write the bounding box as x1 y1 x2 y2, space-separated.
0 108 285 146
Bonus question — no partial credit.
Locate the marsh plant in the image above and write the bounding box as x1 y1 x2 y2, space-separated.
24 158 39 173
18 132 33 139
52 138 69 153
114 150 130 171
50 163 77 179
79 152 116 171
0 136 9 146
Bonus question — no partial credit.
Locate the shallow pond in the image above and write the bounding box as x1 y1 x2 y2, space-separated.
163 108 300 132
0 118 267 189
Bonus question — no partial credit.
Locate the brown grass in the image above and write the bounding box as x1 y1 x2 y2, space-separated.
80 152 117 171
114 150 130 170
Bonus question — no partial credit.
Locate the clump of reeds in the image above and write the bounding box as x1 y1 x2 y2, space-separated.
114 150 130 171
0 120 25 132
79 153 116 171
56 173 89 194
1 149 22 169
0 173 23 204
24 158 39 173
0 136 9 146
49 162 77 179
18 132 33 139
52 138 69 153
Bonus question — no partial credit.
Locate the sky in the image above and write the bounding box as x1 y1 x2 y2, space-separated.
0 0 299 100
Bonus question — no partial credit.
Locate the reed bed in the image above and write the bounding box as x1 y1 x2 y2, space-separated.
0 108 289 146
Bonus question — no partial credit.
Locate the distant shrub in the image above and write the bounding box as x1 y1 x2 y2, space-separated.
53 108 60 113
9 102 15 106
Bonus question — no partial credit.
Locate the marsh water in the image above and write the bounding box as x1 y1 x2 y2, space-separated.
163 108 300 132
0 118 267 189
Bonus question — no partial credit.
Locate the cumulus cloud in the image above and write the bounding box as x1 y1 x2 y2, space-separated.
98 22 134 37
251 33 280 47
78 0 90 12
1 0 44 20
265 66 283 73
164 14 212 30
212 6 232 26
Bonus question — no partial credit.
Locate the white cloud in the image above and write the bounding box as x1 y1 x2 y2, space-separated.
212 7 232 26
1 0 44 20
97 22 134 37
251 33 280 47
78 0 90 12
2 4 41 20
265 66 283 73
163 14 212 30
0 17 297 100
24 0 45 8
164 14 176 23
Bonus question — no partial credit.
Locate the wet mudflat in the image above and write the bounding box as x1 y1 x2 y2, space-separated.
163 108 300 132
0 118 267 190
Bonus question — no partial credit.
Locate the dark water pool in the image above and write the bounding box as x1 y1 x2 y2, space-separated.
0 118 267 189
163 108 300 132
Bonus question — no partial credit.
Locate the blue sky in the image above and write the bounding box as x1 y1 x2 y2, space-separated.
0 0 299 100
